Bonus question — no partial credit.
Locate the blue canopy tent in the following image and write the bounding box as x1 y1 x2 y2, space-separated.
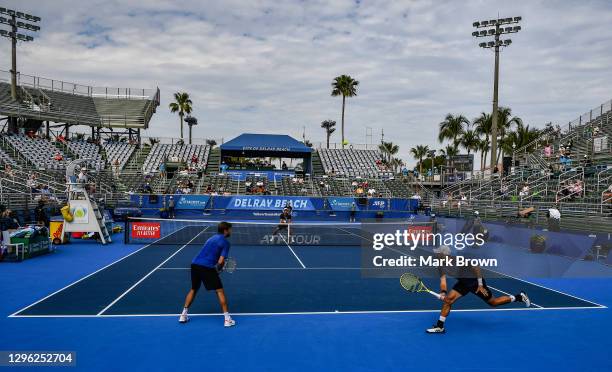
220 133 313 175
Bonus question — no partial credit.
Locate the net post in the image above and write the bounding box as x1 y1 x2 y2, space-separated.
287 223 291 243
124 218 130 244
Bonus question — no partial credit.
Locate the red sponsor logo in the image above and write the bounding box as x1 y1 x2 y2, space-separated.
408 225 433 242
131 222 161 239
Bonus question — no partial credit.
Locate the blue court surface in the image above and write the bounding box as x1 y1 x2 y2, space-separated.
2 225 611 371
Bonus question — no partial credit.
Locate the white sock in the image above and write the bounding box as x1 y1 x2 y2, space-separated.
181 308 188 316
439 316 446 323
224 312 231 321
509 295 516 302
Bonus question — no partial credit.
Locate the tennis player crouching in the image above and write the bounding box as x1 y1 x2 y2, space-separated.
427 245 530 334
179 221 235 327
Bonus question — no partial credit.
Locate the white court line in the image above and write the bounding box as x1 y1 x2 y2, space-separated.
96 226 209 316
489 286 543 308
485 268 607 308
8 225 195 318
335 226 606 309
9 305 607 319
279 233 306 269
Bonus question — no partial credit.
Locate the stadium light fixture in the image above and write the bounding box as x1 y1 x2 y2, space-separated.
0 7 41 100
472 15 522 170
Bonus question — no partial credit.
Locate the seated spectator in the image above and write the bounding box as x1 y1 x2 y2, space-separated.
78 169 88 184
54 153 63 161
582 154 592 168
498 184 509 197
4 164 13 178
572 180 583 198
593 126 600 136
27 175 37 193
282 161 288 170
543 144 552 158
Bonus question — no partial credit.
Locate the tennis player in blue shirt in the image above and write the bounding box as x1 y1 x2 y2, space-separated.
179 221 235 327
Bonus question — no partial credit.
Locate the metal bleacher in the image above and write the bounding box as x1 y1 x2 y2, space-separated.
0 70 160 128
318 148 392 178
434 99 612 231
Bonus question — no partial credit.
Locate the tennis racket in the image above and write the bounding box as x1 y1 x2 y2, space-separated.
399 273 442 299
223 257 237 274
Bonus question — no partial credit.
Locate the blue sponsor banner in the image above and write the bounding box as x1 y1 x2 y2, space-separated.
175 195 210 210
328 197 359 211
367 198 389 210
227 196 315 211
390 198 416 211
130 194 210 210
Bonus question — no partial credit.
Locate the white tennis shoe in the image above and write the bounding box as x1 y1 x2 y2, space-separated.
179 314 189 323
224 318 236 327
519 292 531 307
426 325 445 334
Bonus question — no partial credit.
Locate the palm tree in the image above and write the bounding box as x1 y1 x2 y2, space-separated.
145 137 160 147
460 130 479 177
206 139 217 149
184 116 198 144
169 92 193 140
331 75 359 148
320 120 336 149
477 137 490 173
495 107 522 162
438 114 469 145
473 112 492 167
390 158 404 174
410 145 429 175
379 141 399 163
500 123 540 155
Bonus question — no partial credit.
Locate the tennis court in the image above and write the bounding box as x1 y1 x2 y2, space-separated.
10 220 604 318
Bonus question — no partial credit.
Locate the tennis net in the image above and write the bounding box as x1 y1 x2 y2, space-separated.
125 217 434 247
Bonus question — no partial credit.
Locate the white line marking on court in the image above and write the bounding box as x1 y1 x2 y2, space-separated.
489 286 543 308
484 268 607 308
8 225 194 318
96 227 210 316
130 217 413 226
8 305 606 318
279 234 306 269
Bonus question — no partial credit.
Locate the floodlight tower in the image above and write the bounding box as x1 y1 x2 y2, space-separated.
472 16 521 170
0 7 41 100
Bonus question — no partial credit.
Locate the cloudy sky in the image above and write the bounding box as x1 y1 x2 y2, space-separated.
3 0 611 166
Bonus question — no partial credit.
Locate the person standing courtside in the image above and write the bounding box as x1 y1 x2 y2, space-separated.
168 196 176 219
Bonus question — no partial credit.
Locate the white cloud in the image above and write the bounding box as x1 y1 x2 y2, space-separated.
2 0 611 167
